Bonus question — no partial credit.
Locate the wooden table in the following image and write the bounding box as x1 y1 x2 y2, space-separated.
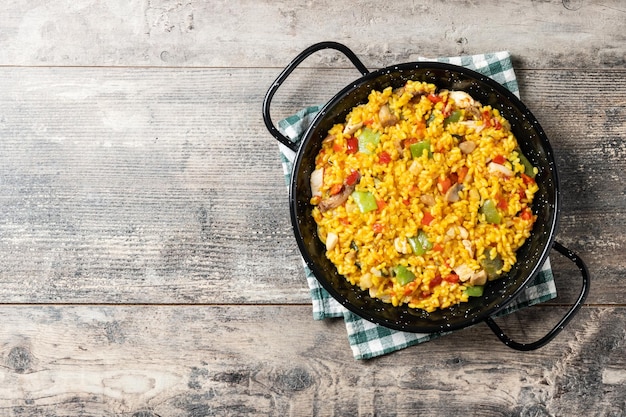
0 1 624 415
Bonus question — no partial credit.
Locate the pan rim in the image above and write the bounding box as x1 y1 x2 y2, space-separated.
289 61 560 333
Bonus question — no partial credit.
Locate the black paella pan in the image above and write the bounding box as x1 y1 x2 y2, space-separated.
263 42 589 350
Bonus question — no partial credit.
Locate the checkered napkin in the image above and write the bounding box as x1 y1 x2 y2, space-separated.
277 51 557 359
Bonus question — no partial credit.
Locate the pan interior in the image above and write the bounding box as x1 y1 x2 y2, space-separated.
290 63 558 333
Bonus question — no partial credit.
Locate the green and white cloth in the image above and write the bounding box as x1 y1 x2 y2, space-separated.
277 51 557 360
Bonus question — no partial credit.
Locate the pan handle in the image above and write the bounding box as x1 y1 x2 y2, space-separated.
484 241 590 351
262 41 370 152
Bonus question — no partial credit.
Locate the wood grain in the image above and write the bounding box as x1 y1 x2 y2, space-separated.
1 0 625 415
0 67 623 304
0 0 625 68
0 305 625 416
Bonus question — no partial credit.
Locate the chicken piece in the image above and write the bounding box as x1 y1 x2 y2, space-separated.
459 121 485 133
318 183 356 213
394 237 410 254
448 91 476 108
462 239 474 258
359 273 373 291
469 106 484 119
325 232 338 251
343 120 363 136
344 250 356 265
488 162 514 177
379 104 398 127
448 91 483 123
459 140 477 154
445 183 463 203
420 194 436 207
310 168 324 197
470 270 488 286
409 159 423 175
469 189 480 201
454 264 474 282
317 171 361 213
393 86 405 96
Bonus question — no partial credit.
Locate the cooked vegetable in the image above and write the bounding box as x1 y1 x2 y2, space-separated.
410 140 431 158
518 152 536 178
407 231 432 256
357 128 381 154
346 136 358 154
443 109 463 127
481 254 504 280
464 285 484 297
352 190 378 213
394 265 416 285
480 199 502 224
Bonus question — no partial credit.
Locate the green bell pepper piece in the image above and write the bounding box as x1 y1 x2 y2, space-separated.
480 254 504 280
480 199 501 224
426 112 436 126
409 140 431 159
443 109 463 127
352 190 377 213
394 265 416 286
518 152 536 178
407 230 432 256
464 285 484 297
357 128 381 155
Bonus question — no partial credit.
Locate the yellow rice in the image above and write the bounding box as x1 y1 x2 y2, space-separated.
311 81 539 312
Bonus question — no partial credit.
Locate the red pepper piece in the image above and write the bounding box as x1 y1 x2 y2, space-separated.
329 184 343 195
346 137 358 154
482 110 492 127
345 170 360 186
429 274 443 289
443 273 459 284
457 166 469 183
427 93 443 103
378 151 391 164
492 154 506 165
521 173 535 185
437 177 452 194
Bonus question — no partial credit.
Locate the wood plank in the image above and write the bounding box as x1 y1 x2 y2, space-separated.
0 305 623 416
0 67 308 304
0 67 623 304
0 2 623 415
0 0 625 68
